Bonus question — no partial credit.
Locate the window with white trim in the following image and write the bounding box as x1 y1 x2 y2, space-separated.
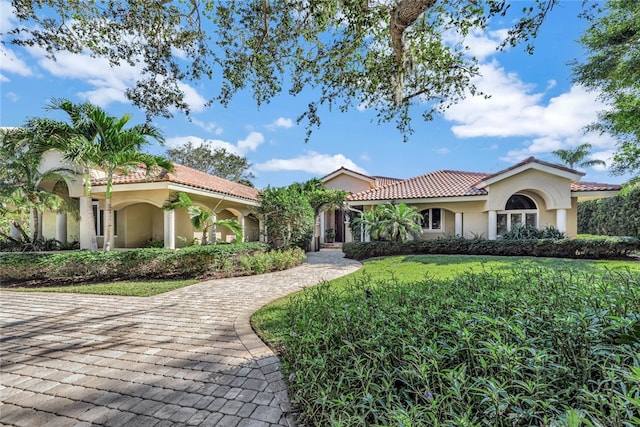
419 208 443 231
92 201 118 237
497 194 537 235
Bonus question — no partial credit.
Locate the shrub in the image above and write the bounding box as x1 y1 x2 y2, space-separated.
343 236 640 260
578 185 640 237
281 266 640 426
0 243 306 287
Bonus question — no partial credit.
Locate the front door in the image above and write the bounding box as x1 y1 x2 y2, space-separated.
335 210 344 243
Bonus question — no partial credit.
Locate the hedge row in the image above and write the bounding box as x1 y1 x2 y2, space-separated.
342 236 640 261
0 243 306 287
578 186 640 238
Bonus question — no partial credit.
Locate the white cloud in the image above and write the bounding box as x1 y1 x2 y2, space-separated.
434 147 451 155
23 45 207 112
254 151 367 175
444 27 509 61
191 118 223 135
440 56 618 171
0 46 33 77
6 91 18 102
266 117 294 130
166 131 265 156
237 131 265 153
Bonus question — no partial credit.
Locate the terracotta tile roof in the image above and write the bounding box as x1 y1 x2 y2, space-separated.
374 176 403 187
570 181 622 192
92 163 260 201
347 170 489 201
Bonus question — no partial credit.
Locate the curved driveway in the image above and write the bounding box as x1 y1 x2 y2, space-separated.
0 249 360 427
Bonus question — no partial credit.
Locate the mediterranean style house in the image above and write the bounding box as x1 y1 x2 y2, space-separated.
36 150 261 250
320 157 621 244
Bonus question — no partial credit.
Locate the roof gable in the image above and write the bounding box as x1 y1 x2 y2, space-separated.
475 157 584 188
321 167 376 186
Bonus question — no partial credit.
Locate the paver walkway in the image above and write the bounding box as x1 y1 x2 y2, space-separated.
0 249 361 427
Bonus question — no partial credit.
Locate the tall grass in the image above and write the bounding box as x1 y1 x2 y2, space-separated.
279 265 640 426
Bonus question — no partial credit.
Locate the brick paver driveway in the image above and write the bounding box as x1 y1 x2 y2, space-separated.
0 249 360 427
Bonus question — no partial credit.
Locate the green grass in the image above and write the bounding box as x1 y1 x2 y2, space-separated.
5 279 199 296
253 254 640 347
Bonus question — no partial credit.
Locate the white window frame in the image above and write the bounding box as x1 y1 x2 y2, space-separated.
92 201 118 237
496 194 538 236
420 208 444 232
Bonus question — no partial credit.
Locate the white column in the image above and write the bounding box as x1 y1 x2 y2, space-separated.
556 209 567 233
259 218 266 243
211 213 217 244
56 212 68 245
488 210 497 240
79 197 93 250
454 212 463 237
320 213 326 243
239 215 246 243
164 209 175 249
344 217 353 243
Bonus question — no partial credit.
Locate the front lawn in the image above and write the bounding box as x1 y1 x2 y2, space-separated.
252 255 640 426
4 279 199 296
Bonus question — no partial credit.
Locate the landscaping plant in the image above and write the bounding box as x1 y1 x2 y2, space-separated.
279 266 640 426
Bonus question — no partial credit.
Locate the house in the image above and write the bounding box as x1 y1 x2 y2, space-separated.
37 150 262 250
320 157 621 243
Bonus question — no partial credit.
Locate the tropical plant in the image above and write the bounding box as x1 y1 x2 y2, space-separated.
49 99 173 251
0 123 77 243
296 178 347 250
573 0 640 177
552 143 606 169
351 203 423 242
254 185 314 249
163 192 243 245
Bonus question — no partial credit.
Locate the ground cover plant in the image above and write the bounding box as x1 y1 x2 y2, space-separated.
253 255 640 426
0 243 305 288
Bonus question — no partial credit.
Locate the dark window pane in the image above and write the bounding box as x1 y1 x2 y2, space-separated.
497 214 507 235
431 209 441 230
421 210 430 229
525 213 537 227
505 194 537 210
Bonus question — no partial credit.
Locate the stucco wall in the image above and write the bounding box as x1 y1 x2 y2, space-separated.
324 174 372 193
485 169 573 211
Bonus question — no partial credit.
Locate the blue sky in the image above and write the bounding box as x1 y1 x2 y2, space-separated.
0 1 629 189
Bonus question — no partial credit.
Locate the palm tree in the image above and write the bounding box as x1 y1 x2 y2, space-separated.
163 192 243 245
0 123 76 243
49 99 173 251
377 203 423 242
552 143 606 169
351 203 423 242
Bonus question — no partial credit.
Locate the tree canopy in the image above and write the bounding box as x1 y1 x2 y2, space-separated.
167 142 255 186
7 0 558 139
573 0 640 177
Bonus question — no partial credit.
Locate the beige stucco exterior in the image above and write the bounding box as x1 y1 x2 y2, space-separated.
323 160 617 243
37 150 261 250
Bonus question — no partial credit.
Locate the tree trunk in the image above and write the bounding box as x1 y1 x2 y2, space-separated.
84 170 98 251
103 197 112 251
390 0 437 64
30 207 39 242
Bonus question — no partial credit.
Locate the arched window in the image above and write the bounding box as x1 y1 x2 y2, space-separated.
497 194 538 235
